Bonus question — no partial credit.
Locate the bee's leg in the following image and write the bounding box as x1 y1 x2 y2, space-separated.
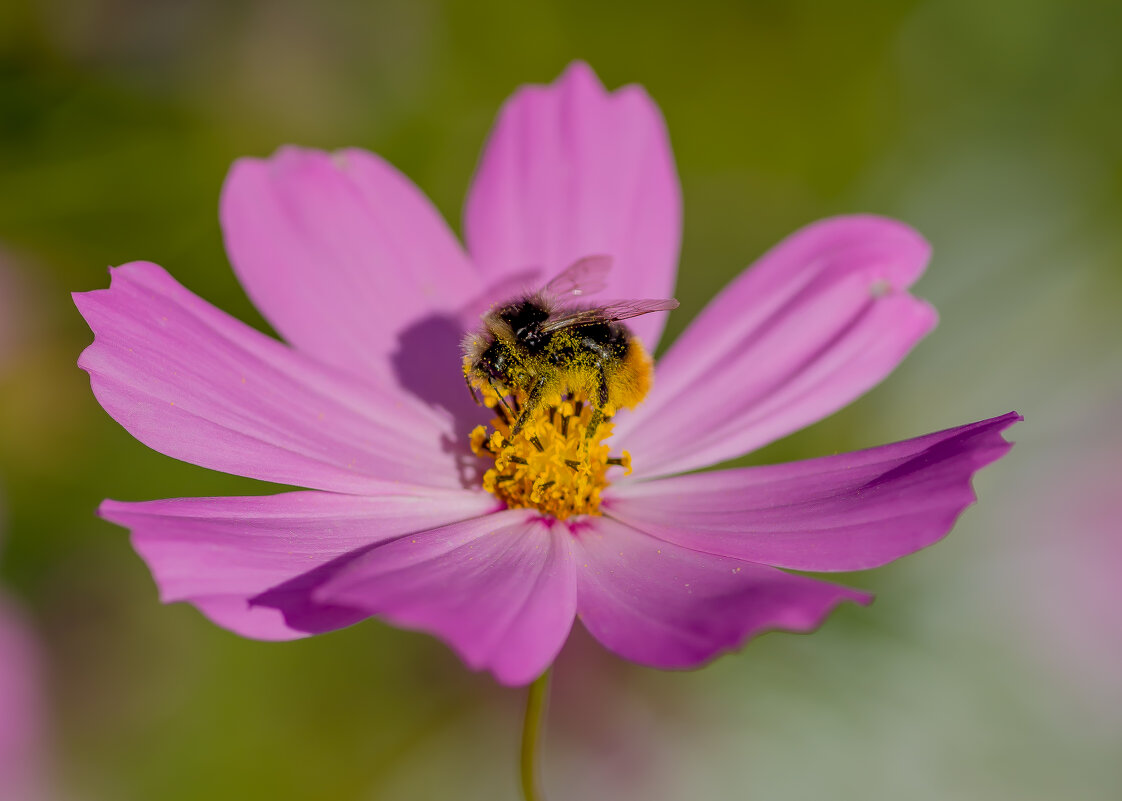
585 363 611 440
510 376 548 438
576 339 612 440
586 408 603 441
486 380 514 425
464 373 481 405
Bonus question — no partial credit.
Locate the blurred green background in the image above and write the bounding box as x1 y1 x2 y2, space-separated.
1 0 1120 799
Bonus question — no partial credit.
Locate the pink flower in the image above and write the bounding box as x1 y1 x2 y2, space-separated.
75 63 1018 686
0 594 47 801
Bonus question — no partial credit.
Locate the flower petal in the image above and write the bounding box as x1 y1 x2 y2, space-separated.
465 61 681 350
0 597 48 801
101 487 499 640
616 215 936 478
75 261 459 493
316 509 577 686
573 517 869 670
220 145 481 384
605 413 1020 572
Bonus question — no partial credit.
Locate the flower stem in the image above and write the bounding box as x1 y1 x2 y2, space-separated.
520 666 552 801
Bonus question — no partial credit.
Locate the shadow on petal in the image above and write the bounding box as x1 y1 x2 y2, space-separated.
249 541 386 635
388 273 545 489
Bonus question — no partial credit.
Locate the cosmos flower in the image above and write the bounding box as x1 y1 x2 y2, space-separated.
76 62 1018 686
0 592 47 801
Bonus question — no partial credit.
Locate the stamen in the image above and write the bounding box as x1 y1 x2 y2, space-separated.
607 454 633 475
464 344 652 520
467 390 633 520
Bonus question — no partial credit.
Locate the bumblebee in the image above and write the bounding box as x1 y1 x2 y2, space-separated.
462 255 679 439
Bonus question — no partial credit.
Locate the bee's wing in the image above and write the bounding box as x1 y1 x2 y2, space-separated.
541 255 613 299
540 298 680 333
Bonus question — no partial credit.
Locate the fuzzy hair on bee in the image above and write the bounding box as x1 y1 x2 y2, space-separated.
462 256 679 439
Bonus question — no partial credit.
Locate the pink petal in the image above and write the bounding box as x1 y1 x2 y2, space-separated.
75 261 461 493
616 215 937 478
101 487 499 640
465 61 682 350
573 517 870 670
0 597 48 801
605 413 1020 572
220 145 481 388
316 510 577 686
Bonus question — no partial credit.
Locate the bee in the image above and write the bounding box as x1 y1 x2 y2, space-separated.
462 255 679 439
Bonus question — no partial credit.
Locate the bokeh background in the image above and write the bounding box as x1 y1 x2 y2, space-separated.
1 0 1120 799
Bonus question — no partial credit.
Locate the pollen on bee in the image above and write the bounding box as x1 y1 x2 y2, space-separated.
469 388 631 520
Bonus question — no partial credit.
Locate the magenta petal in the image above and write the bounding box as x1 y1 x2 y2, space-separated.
75 261 460 493
101 487 499 640
0 597 47 801
573 518 870 670
316 510 577 686
617 215 937 478
465 61 682 350
606 413 1020 572
221 146 481 383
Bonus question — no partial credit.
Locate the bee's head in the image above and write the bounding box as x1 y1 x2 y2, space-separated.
462 333 510 383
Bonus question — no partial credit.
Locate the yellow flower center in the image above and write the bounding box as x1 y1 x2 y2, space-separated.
468 388 631 521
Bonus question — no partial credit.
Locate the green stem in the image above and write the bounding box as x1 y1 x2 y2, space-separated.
520 667 552 801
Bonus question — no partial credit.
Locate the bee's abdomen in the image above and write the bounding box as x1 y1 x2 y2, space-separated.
579 322 630 362
608 336 653 410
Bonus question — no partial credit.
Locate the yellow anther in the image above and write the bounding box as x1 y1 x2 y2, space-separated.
469 391 631 520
